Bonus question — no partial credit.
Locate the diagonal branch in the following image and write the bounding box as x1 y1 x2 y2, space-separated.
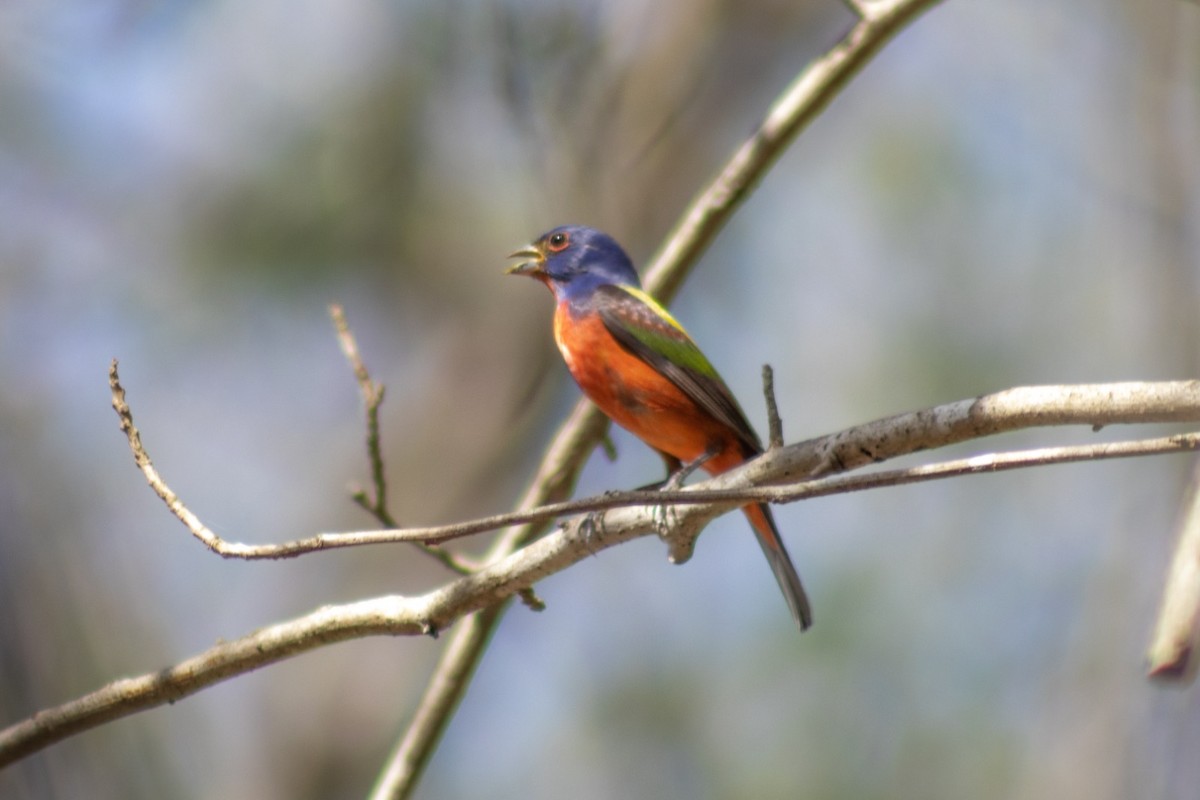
366 400 611 799
1147 458 1200 682
640 0 946 298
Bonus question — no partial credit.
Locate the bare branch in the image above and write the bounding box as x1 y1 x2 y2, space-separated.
330 304 474 574
109 359 224 553
7 424 1196 767
843 0 927 23
330 303 391 524
762 364 784 450
31 371 1193 771
332 430 1200 546
367 604 505 800
801 432 1199 502
811 381 1200 474
0 596 432 768
1147 459 1200 683
112 371 1200 555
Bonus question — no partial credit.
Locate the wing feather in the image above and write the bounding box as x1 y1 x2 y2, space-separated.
592 284 762 454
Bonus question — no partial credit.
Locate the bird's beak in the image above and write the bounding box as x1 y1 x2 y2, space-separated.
505 244 544 277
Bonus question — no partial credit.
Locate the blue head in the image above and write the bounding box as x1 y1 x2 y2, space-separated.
507 225 641 301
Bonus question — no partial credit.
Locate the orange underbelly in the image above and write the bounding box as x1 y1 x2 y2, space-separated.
554 303 741 470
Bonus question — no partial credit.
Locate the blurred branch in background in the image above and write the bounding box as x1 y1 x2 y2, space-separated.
1148 460 1200 683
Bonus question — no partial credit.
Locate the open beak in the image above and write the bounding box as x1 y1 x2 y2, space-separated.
505 244 544 276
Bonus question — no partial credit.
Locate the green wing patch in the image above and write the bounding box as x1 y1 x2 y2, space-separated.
593 284 762 454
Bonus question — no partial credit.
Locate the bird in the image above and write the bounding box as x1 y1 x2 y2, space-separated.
507 224 812 631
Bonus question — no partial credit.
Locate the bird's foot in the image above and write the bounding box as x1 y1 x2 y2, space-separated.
652 502 679 539
662 450 714 491
576 507 610 553
650 450 714 537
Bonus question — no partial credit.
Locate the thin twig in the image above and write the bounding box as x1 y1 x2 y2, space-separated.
330 303 392 523
330 305 474 574
1147 458 1200 683
762 364 784 450
109 359 220 549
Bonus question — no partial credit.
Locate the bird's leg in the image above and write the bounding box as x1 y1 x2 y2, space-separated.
652 448 716 537
661 450 712 491
575 511 605 552
574 489 621 553
632 452 683 491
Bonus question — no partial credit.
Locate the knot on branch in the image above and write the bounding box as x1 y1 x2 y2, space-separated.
656 504 707 566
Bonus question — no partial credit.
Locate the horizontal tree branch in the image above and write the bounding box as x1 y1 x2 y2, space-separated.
110 374 1199 556
328 431 1200 552
3 379 1196 767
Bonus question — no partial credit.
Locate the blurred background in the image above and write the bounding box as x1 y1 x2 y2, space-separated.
2 0 1198 797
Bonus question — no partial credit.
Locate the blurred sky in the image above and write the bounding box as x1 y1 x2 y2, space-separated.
2 1 1199 798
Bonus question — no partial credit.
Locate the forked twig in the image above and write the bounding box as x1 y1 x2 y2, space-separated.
330 304 473 575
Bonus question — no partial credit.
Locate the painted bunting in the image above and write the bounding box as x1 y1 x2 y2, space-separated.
507 224 812 631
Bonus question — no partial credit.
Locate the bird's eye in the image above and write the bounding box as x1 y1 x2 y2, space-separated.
547 231 570 252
